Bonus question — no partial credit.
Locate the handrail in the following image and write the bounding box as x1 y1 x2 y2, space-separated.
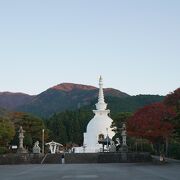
41 153 48 164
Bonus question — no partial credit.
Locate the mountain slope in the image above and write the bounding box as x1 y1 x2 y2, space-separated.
0 92 34 110
16 83 129 117
0 83 164 118
106 95 164 115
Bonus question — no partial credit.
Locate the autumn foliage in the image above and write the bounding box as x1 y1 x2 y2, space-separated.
127 103 176 142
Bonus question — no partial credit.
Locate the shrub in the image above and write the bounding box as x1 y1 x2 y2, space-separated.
168 143 180 159
0 147 8 154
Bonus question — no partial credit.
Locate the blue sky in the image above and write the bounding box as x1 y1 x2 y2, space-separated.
0 0 179 95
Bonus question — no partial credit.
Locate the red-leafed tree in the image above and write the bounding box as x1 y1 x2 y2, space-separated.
127 103 176 154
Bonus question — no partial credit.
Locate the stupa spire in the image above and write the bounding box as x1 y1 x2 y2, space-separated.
95 76 107 110
98 76 105 103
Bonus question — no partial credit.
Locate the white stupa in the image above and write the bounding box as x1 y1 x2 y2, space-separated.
83 76 115 152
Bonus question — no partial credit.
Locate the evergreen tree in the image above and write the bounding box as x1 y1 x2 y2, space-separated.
0 118 15 147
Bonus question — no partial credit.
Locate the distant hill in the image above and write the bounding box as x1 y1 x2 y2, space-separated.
106 95 164 115
16 83 129 117
0 92 34 110
75 94 164 116
0 83 164 118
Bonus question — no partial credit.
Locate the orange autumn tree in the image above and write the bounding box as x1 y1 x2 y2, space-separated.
127 103 176 154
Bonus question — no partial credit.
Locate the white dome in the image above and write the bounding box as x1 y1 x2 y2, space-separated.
82 76 115 153
84 110 114 151
87 111 114 137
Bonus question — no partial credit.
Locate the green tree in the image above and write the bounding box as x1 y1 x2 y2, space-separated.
111 112 132 140
72 118 81 144
11 113 47 149
47 113 68 144
24 133 33 149
163 88 180 158
0 118 15 147
164 88 180 142
46 109 93 145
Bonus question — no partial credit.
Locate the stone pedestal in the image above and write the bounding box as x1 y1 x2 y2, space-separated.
33 141 41 154
33 148 40 154
121 152 127 161
17 147 28 154
33 146 41 154
121 145 128 152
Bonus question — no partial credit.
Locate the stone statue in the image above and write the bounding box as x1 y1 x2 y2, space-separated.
19 126 25 148
121 123 127 146
33 141 41 154
121 123 128 152
109 141 116 152
17 126 27 154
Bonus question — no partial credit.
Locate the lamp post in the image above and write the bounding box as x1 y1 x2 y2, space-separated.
42 129 44 155
106 128 109 152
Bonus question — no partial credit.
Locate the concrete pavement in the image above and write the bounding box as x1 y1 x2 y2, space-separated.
0 163 180 180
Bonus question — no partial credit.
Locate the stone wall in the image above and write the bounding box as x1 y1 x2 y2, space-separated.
0 152 152 165
0 154 43 165
65 153 99 164
65 152 152 164
42 154 62 164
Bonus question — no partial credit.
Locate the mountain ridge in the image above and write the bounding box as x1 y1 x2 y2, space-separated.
52 83 97 91
0 92 34 110
0 82 164 118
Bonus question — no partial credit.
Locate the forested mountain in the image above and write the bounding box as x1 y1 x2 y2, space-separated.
106 95 164 115
15 83 129 117
0 83 164 118
0 92 33 110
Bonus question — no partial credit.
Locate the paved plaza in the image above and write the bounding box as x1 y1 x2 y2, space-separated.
0 163 180 180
